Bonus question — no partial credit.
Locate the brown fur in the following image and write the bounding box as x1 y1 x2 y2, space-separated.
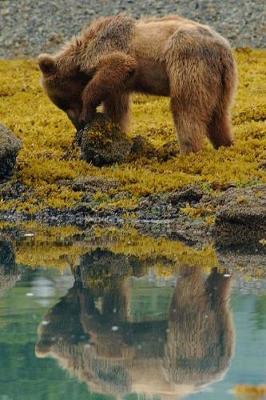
38 15 237 153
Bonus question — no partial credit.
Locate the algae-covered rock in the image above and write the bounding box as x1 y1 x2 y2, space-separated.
130 135 157 159
79 114 132 166
0 123 21 181
77 113 157 166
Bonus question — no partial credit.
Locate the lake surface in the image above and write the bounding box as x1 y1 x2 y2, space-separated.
0 230 265 400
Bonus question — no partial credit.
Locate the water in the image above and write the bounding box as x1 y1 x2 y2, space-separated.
0 231 266 400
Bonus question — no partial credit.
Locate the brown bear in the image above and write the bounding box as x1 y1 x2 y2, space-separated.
38 15 237 154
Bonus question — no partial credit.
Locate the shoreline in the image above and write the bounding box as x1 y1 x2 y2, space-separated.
0 183 265 253
1 215 265 282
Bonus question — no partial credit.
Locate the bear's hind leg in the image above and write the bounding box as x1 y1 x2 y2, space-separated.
103 93 130 133
207 109 234 149
170 98 207 154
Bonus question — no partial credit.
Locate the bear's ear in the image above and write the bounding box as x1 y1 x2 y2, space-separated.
38 54 56 75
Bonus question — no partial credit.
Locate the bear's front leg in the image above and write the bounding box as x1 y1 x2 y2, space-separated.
79 52 137 127
103 93 130 133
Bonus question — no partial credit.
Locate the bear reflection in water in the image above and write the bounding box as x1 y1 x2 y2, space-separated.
36 249 234 399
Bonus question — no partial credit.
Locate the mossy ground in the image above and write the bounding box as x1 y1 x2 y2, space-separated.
0 49 265 213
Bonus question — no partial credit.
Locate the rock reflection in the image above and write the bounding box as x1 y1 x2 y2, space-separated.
36 249 234 398
0 240 20 296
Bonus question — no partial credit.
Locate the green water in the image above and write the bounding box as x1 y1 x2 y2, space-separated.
0 239 266 400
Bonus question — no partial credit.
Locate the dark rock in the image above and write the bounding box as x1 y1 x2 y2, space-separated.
71 203 95 215
213 185 266 248
71 176 119 193
0 124 21 181
135 218 210 247
136 187 204 222
0 181 28 201
169 186 203 205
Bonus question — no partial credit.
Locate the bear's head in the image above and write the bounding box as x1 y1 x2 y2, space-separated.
38 54 90 130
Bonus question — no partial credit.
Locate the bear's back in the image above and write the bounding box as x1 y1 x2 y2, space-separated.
131 16 230 61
